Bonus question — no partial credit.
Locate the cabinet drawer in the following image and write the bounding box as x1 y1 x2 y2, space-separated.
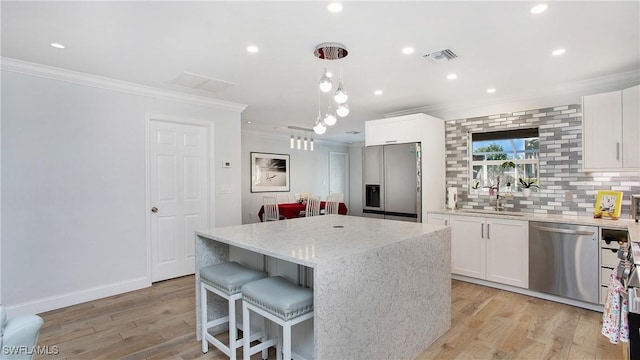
601 247 621 268
600 239 621 250
601 267 615 285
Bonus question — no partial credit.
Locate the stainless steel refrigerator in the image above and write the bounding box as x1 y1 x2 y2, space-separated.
362 143 422 222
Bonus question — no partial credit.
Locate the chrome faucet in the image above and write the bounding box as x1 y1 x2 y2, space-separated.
494 176 504 211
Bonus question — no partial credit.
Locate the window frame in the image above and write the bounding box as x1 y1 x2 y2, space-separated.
468 128 540 193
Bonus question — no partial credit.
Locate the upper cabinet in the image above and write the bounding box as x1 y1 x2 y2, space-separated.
365 113 426 146
582 85 639 171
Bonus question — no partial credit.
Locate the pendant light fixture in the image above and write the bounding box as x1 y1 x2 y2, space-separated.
319 67 332 93
314 112 327 135
287 126 315 152
313 42 350 133
336 103 350 117
333 78 348 104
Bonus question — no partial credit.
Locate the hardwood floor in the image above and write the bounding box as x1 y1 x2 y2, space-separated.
34 276 623 359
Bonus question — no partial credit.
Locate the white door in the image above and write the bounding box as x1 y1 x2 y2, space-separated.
329 152 349 205
149 120 209 282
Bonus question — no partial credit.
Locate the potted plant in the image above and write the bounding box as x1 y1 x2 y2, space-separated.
519 178 539 197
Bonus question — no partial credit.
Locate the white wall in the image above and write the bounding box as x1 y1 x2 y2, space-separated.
241 130 349 224
1 68 243 315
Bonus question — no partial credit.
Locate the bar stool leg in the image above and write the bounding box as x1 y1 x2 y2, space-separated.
276 329 283 360
229 297 237 360
283 323 291 360
262 317 269 360
242 301 251 360
201 282 208 353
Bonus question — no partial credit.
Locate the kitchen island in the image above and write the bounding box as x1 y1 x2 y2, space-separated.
195 215 451 359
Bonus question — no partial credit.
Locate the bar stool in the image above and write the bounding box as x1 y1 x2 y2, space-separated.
200 261 268 360
241 276 314 360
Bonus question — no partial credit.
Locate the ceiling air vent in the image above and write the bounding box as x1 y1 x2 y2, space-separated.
422 49 458 64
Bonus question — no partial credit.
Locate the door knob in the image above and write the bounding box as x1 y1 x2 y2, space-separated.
151 207 158 213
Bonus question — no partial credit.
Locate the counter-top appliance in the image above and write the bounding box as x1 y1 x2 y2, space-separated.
362 143 421 222
529 222 599 303
632 194 640 222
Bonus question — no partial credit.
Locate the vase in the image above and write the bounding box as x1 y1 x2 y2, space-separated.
523 188 531 197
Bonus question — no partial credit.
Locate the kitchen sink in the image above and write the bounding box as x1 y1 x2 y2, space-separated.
458 209 526 217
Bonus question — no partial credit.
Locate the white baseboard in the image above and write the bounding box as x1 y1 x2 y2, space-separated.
3 276 151 318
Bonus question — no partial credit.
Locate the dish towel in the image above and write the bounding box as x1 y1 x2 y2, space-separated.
602 272 629 344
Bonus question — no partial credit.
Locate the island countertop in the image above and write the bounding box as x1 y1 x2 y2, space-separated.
196 214 448 267
195 214 452 359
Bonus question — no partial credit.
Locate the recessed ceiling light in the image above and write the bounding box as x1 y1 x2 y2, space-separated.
447 73 458 80
402 47 415 55
374 90 383 96
50 43 65 49
531 4 548 14
552 48 566 56
487 88 496 94
247 120 252 124
327 2 343 13
246 45 259 53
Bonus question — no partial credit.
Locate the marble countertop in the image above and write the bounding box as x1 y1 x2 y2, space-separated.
430 209 640 242
196 215 448 267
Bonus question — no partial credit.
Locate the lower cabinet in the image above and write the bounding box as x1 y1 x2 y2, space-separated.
449 215 529 288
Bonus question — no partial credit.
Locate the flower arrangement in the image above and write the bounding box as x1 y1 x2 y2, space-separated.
296 192 313 204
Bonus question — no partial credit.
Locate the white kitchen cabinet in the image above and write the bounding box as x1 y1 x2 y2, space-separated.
365 113 426 146
450 215 486 279
582 85 640 171
426 212 450 226
485 218 529 288
622 85 640 168
449 214 528 288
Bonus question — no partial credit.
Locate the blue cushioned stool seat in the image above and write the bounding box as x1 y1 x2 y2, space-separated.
200 261 268 360
241 276 313 321
241 276 314 360
201 261 268 295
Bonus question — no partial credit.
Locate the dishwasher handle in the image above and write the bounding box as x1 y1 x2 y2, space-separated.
531 225 596 236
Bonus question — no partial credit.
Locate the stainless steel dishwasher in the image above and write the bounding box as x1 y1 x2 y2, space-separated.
529 222 599 303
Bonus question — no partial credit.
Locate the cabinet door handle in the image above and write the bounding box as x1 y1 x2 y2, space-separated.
617 142 620 161
487 224 490 239
481 223 484 239
444 220 448 226
385 140 398 144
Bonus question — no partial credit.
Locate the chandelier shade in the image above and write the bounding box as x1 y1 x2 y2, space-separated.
333 80 348 104
319 67 332 93
336 103 350 117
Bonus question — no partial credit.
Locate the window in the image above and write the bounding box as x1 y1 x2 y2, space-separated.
470 128 539 192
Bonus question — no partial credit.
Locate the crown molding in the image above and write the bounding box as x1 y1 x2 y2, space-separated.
1 57 247 113
384 69 640 120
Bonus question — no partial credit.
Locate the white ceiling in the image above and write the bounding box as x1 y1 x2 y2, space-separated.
2 1 639 143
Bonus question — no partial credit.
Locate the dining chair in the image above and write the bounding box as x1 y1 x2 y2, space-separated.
330 192 344 203
305 197 320 217
263 196 280 221
325 194 340 215
276 194 291 204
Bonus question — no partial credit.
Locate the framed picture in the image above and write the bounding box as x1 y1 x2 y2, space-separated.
594 190 623 219
250 152 290 193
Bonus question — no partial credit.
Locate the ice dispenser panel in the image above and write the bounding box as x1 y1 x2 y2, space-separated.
366 184 381 208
